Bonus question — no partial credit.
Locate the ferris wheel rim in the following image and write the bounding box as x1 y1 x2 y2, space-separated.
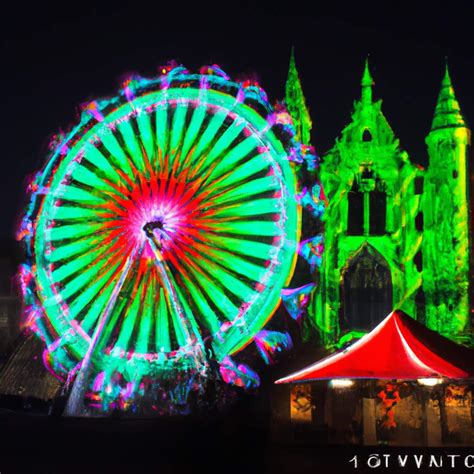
29 83 300 375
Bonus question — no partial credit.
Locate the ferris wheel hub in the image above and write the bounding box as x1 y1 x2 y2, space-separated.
143 219 169 251
143 219 164 234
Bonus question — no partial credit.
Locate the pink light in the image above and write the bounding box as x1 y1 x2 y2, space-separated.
93 371 105 391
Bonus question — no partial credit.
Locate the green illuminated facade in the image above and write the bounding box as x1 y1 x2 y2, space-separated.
423 66 471 341
286 58 471 346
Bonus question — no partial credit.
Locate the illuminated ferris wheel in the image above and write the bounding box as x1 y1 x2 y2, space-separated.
18 63 303 411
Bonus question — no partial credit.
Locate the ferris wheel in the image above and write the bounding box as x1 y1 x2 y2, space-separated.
18 64 303 411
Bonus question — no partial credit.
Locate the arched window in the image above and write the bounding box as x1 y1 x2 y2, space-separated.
369 190 386 235
415 211 423 232
414 176 423 195
414 249 423 272
340 246 392 332
347 181 364 235
362 128 372 142
346 175 387 236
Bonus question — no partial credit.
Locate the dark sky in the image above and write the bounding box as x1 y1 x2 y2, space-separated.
1 1 473 247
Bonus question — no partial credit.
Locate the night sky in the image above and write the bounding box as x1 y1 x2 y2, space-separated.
1 2 473 249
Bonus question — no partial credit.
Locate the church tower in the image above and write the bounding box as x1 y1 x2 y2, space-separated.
285 48 312 145
313 59 423 346
423 65 471 342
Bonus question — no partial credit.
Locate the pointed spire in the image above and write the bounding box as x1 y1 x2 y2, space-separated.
289 45 296 71
431 61 466 131
442 57 451 86
361 56 374 105
285 47 312 145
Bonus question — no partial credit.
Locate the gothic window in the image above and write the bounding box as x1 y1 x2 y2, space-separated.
415 211 423 232
347 182 364 236
362 128 372 142
361 166 374 179
414 249 423 272
414 176 423 195
346 174 387 236
369 191 386 235
340 246 392 332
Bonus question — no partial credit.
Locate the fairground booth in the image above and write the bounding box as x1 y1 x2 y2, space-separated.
271 310 474 446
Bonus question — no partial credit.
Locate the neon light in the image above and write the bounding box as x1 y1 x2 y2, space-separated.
417 378 443 387
330 379 354 388
281 283 315 323
219 356 260 389
254 330 293 365
18 62 306 411
305 59 470 346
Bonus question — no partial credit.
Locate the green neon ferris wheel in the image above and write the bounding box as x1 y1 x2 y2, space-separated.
19 64 303 400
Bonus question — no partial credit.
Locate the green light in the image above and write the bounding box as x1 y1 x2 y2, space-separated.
31 80 300 378
292 59 472 346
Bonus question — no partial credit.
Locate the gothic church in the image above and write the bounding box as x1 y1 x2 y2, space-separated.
285 53 471 346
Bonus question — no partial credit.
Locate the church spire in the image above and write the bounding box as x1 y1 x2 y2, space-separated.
431 62 466 131
285 47 312 145
361 57 374 105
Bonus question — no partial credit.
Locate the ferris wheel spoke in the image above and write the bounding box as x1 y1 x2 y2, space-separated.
212 197 280 218
52 252 98 283
116 120 147 173
136 112 155 161
70 164 119 194
180 102 207 160
48 235 102 263
152 278 185 350
93 142 134 190
173 105 211 181
191 132 245 184
147 247 202 349
178 257 239 321
196 117 246 173
136 281 155 354
69 264 119 319
206 153 270 195
169 102 188 158
207 219 283 237
52 205 100 221
54 243 128 302
58 185 107 205
100 130 135 177
190 254 257 303
155 104 169 163
63 245 138 416
211 175 279 205
49 222 102 241
75 276 119 333
114 289 141 352
50 234 119 281
207 248 268 283
173 283 203 342
155 287 171 352
190 108 228 168
205 135 261 183
83 144 123 184
207 234 274 259
178 276 221 333
97 294 129 353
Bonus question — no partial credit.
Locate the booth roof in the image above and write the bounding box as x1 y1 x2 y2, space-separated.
275 310 474 383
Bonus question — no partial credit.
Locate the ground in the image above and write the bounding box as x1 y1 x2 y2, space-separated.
0 407 473 474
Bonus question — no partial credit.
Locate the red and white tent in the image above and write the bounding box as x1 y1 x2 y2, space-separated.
275 310 474 384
